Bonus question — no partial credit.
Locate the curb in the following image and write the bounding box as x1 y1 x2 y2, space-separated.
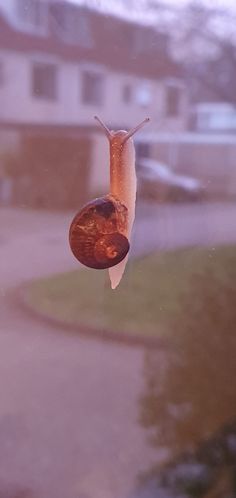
11 282 171 351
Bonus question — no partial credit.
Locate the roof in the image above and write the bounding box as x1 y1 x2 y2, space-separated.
0 1 182 80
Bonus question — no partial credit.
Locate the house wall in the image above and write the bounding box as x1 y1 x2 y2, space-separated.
192 103 236 133
0 49 188 131
0 46 188 204
0 0 189 206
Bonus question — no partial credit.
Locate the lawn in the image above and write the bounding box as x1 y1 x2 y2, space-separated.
24 245 236 342
25 245 236 471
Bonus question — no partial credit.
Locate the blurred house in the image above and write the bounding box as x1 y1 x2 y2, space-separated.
0 0 188 208
190 102 236 133
135 131 236 200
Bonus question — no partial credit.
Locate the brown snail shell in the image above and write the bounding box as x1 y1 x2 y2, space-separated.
69 195 130 269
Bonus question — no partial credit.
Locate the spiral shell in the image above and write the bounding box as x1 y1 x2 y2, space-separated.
69 195 130 269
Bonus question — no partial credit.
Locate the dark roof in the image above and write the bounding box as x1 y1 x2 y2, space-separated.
0 1 182 80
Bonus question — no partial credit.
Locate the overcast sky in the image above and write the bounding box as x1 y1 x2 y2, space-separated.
67 0 236 9
66 0 236 23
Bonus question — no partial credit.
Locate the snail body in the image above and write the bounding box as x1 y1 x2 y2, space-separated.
108 129 137 289
69 116 150 288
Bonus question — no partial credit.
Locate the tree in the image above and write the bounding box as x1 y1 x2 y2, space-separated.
128 0 236 104
150 1 236 104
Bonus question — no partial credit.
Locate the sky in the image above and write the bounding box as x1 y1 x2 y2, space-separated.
66 0 236 23
67 0 236 8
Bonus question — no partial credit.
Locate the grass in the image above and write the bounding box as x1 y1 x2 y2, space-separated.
25 245 236 341
136 245 236 459
25 245 236 468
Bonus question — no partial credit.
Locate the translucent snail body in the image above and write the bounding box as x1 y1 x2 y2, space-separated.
108 129 138 289
69 116 150 289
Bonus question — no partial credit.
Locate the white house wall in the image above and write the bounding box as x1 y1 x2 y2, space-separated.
0 49 188 130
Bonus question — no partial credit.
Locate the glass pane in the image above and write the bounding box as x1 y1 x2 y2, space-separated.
0 1 236 497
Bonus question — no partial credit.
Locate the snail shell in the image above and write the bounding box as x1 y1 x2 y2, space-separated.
69 195 130 269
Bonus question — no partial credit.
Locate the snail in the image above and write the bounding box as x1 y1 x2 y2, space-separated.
69 115 150 289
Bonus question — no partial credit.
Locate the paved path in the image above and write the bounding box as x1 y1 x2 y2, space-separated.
0 202 236 498
0 298 158 498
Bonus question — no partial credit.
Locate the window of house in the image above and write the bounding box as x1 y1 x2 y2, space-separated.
51 5 93 47
32 63 57 100
135 142 151 160
17 0 47 29
166 85 181 117
68 12 92 47
136 83 152 107
122 84 132 104
81 72 104 105
198 111 210 130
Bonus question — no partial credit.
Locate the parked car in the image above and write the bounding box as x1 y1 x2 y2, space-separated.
136 158 204 202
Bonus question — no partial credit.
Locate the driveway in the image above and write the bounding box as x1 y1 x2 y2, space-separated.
0 201 236 498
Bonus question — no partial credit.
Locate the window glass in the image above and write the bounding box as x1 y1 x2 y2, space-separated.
122 83 132 104
1 1 236 497
166 84 181 117
81 71 104 105
17 0 46 28
51 4 93 47
135 142 151 160
32 63 57 100
136 83 152 107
